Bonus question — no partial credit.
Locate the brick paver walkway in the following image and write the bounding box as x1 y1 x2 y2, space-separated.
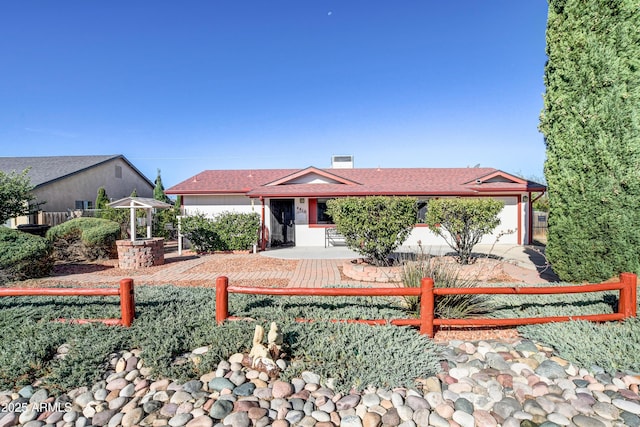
31 254 371 288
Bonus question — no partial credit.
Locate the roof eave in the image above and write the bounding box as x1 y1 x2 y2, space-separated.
166 190 250 196
247 190 482 198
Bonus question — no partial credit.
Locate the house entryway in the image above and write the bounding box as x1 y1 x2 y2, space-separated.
270 199 295 247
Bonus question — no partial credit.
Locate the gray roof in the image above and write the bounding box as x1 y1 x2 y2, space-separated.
0 155 153 188
108 197 173 209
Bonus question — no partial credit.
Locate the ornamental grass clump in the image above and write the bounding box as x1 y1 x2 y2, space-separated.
399 244 494 318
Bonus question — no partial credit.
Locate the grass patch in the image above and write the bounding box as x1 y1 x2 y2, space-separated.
489 283 640 374
1 279 638 394
0 285 438 393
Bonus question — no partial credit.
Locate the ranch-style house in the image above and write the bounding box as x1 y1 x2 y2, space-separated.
166 158 546 249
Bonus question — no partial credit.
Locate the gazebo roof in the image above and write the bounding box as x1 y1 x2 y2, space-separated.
108 197 173 209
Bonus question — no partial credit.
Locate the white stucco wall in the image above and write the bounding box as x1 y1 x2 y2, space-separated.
182 195 258 218
400 196 520 248
181 194 528 247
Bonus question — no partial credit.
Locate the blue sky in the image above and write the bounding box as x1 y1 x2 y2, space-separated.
1 1 549 187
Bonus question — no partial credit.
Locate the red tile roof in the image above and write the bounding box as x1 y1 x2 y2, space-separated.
165 167 545 197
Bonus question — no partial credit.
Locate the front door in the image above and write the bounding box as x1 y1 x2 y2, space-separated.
270 199 295 247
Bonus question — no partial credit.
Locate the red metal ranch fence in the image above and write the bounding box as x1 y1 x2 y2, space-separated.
0 278 135 327
215 273 638 338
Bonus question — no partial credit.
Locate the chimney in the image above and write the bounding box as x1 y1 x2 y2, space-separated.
331 155 354 169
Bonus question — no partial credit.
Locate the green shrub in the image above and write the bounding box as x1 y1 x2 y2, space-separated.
489 284 618 319
215 211 260 250
95 187 110 210
326 196 417 266
540 1 640 282
231 291 408 322
153 200 181 239
47 217 121 261
181 211 260 252
181 213 222 252
0 227 53 284
425 198 504 265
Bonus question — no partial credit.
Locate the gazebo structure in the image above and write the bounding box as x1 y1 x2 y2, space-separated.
108 197 173 269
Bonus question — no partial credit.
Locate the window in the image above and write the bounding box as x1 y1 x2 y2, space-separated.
115 165 122 178
75 200 94 210
317 198 334 224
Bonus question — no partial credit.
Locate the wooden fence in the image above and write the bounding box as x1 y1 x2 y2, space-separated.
215 273 637 338
0 278 135 327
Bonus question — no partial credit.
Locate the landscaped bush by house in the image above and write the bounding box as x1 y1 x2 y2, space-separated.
46 217 121 261
215 211 260 250
326 196 417 266
181 211 259 252
181 213 222 252
0 227 53 284
425 197 504 265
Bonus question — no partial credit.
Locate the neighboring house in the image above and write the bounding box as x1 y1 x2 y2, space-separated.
0 155 154 227
166 158 546 248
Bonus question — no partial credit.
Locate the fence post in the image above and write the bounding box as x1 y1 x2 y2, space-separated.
619 272 637 318
419 277 435 337
216 276 229 325
119 278 135 327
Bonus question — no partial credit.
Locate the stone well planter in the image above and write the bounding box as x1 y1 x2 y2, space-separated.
116 238 165 269
342 258 402 283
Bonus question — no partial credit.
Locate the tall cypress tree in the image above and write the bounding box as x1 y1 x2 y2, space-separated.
154 169 170 203
95 187 109 210
540 0 640 281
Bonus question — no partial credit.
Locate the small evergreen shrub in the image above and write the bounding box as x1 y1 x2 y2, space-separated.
489 285 618 319
425 198 504 265
215 211 260 250
489 283 639 374
181 213 222 252
0 227 53 284
47 217 121 261
326 196 417 266
181 212 260 252
231 291 408 322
